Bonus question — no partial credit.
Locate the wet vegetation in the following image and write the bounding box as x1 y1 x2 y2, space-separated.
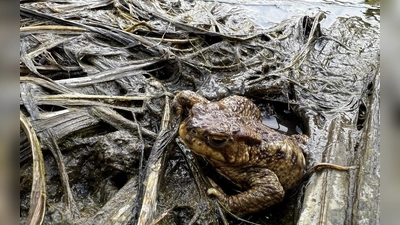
20 1 379 224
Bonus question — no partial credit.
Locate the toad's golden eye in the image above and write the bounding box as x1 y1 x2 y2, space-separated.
207 136 228 148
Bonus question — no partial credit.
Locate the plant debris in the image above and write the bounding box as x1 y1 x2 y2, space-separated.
20 1 379 224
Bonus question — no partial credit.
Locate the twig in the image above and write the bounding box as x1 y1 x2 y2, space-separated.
20 25 87 32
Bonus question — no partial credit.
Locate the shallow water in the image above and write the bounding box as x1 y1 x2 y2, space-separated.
214 0 380 29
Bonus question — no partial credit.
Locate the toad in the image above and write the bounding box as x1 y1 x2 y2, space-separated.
172 90 352 215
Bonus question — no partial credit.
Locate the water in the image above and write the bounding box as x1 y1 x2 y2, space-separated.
210 0 380 29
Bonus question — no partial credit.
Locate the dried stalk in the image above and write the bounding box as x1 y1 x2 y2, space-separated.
20 112 46 225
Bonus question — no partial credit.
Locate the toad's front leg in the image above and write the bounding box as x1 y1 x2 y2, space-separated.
207 169 285 215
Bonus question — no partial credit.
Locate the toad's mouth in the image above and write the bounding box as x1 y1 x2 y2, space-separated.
178 123 198 146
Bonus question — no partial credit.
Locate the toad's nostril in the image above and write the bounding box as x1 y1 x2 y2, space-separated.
187 128 197 135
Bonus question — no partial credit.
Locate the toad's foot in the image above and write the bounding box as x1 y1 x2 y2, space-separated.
207 169 284 215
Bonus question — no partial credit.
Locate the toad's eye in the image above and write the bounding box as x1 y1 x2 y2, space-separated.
207 136 228 148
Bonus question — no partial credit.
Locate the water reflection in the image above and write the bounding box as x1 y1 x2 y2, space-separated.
215 0 380 28
364 0 380 6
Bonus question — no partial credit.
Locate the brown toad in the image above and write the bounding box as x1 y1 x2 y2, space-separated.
172 90 310 214
172 90 350 215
